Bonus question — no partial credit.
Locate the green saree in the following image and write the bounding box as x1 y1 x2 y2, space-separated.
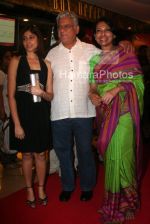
89 48 144 223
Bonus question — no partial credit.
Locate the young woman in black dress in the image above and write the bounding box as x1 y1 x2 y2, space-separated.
8 25 53 208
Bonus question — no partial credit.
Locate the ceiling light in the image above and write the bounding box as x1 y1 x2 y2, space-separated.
23 18 29 22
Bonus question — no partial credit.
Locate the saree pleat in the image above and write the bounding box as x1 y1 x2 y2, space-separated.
105 113 135 193
100 113 139 222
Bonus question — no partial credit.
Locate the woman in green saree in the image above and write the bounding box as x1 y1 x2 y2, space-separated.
89 17 144 224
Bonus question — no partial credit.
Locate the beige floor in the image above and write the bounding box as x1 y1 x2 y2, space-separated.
0 161 25 199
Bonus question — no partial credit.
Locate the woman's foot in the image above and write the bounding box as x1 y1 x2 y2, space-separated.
26 186 36 208
38 185 48 205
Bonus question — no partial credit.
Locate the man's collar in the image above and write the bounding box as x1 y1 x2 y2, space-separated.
59 38 82 50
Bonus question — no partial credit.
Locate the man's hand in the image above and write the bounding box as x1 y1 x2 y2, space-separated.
119 40 134 53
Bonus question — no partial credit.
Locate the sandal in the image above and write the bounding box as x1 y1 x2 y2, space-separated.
38 196 48 205
26 186 36 208
26 199 36 208
38 185 48 206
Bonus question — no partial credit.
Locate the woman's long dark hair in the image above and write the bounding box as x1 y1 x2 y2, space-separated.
18 24 44 57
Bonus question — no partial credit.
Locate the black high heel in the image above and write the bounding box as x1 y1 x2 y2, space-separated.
38 196 48 205
26 186 36 208
26 199 36 208
38 185 48 206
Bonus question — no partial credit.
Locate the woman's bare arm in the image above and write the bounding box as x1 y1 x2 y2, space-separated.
88 83 101 107
8 56 25 139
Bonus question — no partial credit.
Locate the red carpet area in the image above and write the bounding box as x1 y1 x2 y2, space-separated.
0 144 150 224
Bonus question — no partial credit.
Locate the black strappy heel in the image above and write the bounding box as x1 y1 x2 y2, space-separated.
38 185 48 206
26 186 36 208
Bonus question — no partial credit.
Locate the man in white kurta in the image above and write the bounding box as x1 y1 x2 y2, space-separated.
46 11 100 202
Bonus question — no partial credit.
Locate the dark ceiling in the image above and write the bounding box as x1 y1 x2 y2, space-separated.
85 0 150 23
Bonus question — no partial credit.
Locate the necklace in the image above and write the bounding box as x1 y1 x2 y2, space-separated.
101 47 118 65
102 46 117 55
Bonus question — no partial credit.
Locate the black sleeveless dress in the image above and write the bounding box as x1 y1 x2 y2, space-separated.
10 56 51 153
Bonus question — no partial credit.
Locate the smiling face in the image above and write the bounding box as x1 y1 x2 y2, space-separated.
95 21 116 50
22 30 38 53
57 16 79 49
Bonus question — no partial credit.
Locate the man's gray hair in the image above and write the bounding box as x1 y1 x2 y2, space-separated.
56 11 79 26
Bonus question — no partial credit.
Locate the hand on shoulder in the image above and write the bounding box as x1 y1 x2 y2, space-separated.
119 40 135 54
